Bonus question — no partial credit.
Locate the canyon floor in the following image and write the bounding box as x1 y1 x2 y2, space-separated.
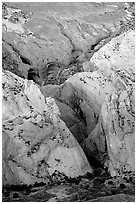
2 168 135 202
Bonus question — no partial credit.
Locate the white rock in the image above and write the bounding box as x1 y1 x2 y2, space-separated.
66 71 116 116
2 70 92 185
101 89 135 176
90 30 135 80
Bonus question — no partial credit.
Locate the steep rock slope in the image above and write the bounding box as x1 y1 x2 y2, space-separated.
2 70 92 185
41 29 135 176
2 41 30 78
41 71 116 164
88 29 135 176
2 1 135 183
101 88 135 176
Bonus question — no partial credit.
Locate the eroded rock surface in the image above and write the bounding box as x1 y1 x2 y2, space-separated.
2 70 92 185
41 69 116 166
41 71 116 164
2 2 135 201
101 89 135 176
2 41 30 78
90 29 135 82
2 2 135 84
86 29 135 176
41 29 135 176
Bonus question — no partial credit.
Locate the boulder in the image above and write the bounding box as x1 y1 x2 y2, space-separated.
43 63 84 85
2 70 92 185
82 61 97 73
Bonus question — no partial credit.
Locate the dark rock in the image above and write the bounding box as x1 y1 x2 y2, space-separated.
12 192 19 198
119 183 126 189
2 41 30 78
108 180 114 185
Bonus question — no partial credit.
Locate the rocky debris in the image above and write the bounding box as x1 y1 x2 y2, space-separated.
55 171 135 202
44 62 84 85
2 70 92 185
3 169 135 202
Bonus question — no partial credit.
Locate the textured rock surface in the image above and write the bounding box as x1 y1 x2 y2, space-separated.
86 29 135 175
90 29 135 82
2 70 92 185
2 2 135 83
41 28 135 176
2 41 30 78
101 89 135 176
41 71 116 159
83 86 135 175
2 2 135 202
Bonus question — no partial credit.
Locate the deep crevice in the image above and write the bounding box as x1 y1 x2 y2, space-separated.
20 56 32 65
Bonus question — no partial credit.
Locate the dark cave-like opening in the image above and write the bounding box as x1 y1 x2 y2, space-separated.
20 56 32 65
27 68 43 86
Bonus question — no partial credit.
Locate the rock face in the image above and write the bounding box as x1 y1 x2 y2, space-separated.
90 29 135 82
2 41 30 79
101 89 135 176
41 71 116 162
2 2 135 185
88 29 135 175
2 2 135 84
2 70 92 185
41 29 135 176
